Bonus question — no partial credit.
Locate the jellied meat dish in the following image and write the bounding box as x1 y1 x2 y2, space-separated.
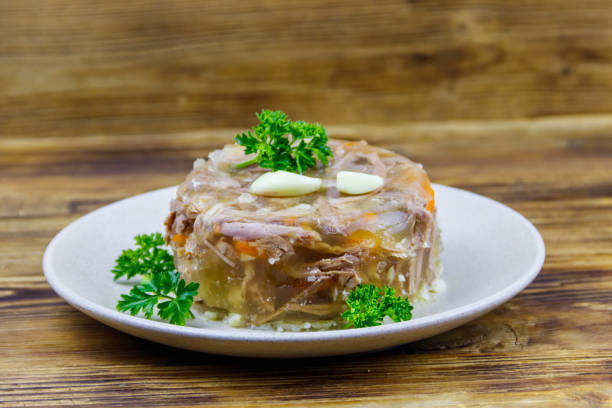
165 139 441 327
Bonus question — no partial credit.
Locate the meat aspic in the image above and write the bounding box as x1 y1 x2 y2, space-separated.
165 140 441 326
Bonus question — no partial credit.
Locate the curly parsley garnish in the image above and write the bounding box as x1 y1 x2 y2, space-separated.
234 109 333 174
342 284 414 328
113 233 199 326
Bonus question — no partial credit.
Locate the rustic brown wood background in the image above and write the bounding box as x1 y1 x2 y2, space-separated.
1 1 611 407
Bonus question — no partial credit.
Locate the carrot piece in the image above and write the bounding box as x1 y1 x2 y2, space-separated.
172 234 187 245
421 178 435 213
346 230 380 249
426 196 435 213
363 212 377 222
234 240 262 258
282 216 298 225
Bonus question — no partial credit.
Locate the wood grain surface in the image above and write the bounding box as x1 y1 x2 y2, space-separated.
1 117 611 407
4 0 612 138
1 0 612 407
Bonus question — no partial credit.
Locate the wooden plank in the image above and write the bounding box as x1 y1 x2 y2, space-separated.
3 1 612 138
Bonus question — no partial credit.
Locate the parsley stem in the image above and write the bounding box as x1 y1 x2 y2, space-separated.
234 156 259 169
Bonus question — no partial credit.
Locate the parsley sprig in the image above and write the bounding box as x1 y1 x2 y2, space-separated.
235 109 333 174
112 233 175 280
113 233 199 326
342 284 414 328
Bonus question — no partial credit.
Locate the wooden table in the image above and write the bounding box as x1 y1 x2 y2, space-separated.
1 118 611 407
1 0 612 406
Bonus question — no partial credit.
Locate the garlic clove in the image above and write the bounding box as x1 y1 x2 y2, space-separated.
337 170 384 195
249 171 322 197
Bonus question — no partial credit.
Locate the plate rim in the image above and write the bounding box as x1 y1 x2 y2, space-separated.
43 184 545 343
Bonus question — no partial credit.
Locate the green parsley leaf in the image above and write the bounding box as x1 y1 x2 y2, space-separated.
234 109 333 174
112 233 175 280
158 279 200 326
342 284 414 328
113 233 199 326
117 285 159 319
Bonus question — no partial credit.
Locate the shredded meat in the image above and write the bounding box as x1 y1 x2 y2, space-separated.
203 239 236 268
314 253 360 271
249 236 295 261
216 222 320 241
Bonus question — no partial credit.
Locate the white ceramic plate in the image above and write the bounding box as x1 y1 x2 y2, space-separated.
43 185 545 358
